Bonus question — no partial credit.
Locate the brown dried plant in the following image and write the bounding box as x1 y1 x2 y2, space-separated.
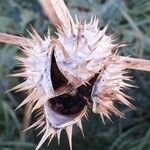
0 0 150 150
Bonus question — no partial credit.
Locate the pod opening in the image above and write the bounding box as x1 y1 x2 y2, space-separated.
49 91 87 116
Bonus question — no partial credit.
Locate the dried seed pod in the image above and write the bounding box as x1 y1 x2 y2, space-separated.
0 1 150 150
9 17 136 150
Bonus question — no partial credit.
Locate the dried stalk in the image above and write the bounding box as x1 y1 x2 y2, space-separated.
39 0 73 28
0 33 32 46
119 56 150 72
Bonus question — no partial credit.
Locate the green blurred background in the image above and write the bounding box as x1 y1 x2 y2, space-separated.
0 0 150 150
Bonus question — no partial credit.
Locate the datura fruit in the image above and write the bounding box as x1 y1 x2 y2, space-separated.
0 0 150 150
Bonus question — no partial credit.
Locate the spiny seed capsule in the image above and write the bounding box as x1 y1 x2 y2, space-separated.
0 0 150 149
8 16 136 150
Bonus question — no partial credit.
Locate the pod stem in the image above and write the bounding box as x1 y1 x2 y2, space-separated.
0 33 32 46
39 0 73 28
119 56 150 72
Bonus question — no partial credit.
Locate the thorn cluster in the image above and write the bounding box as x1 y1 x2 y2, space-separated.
10 16 135 150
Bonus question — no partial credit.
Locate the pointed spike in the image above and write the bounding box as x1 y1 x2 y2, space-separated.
84 112 89 120
30 25 43 43
105 112 113 123
35 109 43 118
43 35 47 40
48 133 55 145
15 90 38 110
15 56 27 63
58 20 68 37
96 23 109 40
47 26 51 38
32 101 43 112
57 28 63 36
117 90 133 100
93 16 99 27
103 22 110 33
75 15 79 24
15 98 30 111
111 106 124 118
85 80 92 86
70 20 75 35
90 16 94 24
92 35 104 50
32 96 49 112
35 112 43 118
23 118 43 132
84 39 88 46
93 15 97 25
122 82 138 88
36 128 52 150
77 120 84 137
9 72 27 77
75 22 82 52
27 29 40 44
100 114 106 124
35 121 45 130
117 94 135 109
37 126 46 136
54 39 70 59
5 81 29 93
66 126 73 150
83 21 86 31
54 31 60 37
16 83 37 92
19 47 33 56
57 130 61 145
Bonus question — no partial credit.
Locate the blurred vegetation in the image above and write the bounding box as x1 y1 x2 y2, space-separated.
0 0 150 150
